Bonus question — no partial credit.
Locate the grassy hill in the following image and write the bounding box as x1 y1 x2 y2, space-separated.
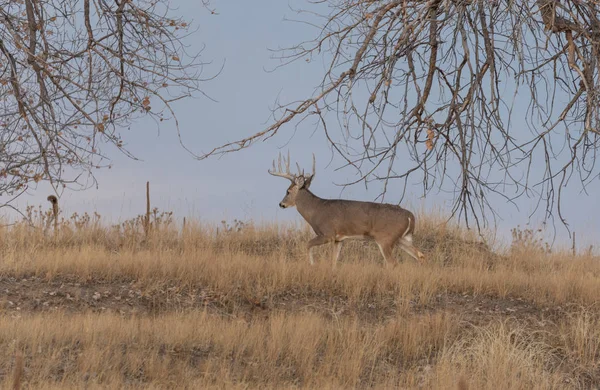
1 209 599 389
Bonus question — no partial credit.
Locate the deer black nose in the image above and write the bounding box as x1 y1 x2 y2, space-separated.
279 203 286 209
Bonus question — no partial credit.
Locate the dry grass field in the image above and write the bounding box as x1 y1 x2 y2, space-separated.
1 207 600 389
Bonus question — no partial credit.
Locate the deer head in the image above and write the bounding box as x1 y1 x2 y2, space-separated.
268 152 315 208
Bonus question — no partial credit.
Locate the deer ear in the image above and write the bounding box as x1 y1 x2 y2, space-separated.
294 176 305 188
304 175 314 188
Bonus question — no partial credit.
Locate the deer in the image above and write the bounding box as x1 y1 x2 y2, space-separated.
268 152 426 266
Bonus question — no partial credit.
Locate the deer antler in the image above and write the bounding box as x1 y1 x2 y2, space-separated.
268 151 296 182
269 152 317 181
296 162 303 176
302 153 316 179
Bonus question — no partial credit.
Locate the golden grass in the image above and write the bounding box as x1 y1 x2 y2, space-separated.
1 212 599 388
2 311 458 389
2 221 598 308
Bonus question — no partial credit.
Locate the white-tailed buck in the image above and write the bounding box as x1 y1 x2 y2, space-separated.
269 152 426 266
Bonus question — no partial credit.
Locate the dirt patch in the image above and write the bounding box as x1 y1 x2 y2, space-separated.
429 292 564 328
0 275 566 328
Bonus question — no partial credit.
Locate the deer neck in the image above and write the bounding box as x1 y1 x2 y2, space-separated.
295 188 323 223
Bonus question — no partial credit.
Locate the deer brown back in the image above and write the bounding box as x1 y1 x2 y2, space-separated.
294 188 414 242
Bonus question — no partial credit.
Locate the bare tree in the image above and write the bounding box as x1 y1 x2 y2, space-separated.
0 0 215 209
200 0 600 230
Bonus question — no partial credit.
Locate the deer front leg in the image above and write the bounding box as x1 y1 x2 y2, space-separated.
307 235 331 265
332 241 342 267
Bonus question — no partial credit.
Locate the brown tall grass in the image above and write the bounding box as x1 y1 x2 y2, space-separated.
0 210 598 388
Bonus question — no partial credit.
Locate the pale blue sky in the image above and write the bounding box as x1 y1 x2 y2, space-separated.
7 1 599 251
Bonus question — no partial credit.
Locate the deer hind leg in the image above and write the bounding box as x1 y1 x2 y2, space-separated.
399 234 426 262
307 235 331 265
375 240 395 266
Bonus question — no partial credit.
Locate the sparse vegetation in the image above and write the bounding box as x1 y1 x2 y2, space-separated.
1 211 599 388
